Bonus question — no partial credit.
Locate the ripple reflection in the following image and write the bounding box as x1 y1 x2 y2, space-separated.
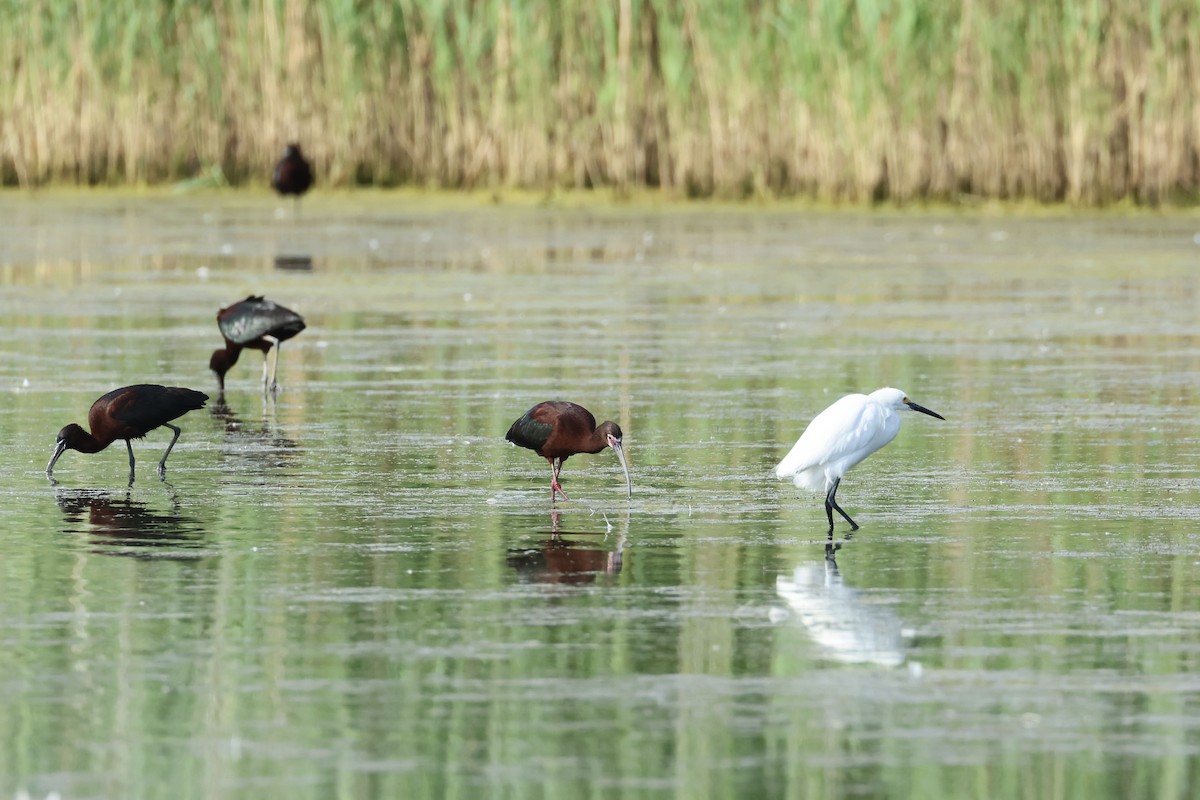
211 400 300 473
507 510 626 585
776 541 907 667
55 488 208 559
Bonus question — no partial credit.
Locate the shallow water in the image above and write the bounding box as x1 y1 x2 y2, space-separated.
2 193 1200 798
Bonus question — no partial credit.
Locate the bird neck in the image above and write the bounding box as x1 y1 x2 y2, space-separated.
584 427 614 454
210 344 243 376
69 429 110 454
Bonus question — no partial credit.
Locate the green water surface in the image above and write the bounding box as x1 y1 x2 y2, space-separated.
1 194 1199 799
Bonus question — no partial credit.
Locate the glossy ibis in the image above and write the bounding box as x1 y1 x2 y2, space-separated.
505 401 631 501
46 384 209 480
272 143 313 210
209 295 306 394
775 387 944 532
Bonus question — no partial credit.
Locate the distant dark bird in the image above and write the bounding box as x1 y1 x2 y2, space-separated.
775 387 945 532
271 143 313 207
46 385 209 480
209 295 306 395
506 401 631 501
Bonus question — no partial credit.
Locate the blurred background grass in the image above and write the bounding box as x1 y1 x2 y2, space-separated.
2 0 1199 204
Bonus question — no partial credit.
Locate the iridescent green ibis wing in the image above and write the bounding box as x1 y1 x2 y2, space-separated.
217 295 306 346
211 296 306 394
99 385 209 437
505 401 593 456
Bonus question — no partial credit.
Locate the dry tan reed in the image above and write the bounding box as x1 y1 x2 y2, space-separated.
2 0 1199 204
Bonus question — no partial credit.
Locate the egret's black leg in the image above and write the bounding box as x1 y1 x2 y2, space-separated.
825 477 859 531
126 439 136 483
158 423 182 477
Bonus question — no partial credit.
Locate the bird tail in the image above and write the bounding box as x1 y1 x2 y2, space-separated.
775 446 825 490
774 440 811 480
787 466 826 491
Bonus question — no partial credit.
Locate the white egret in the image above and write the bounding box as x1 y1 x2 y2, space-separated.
775 387 945 531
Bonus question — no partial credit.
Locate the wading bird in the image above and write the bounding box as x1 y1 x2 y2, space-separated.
46 384 209 481
272 143 313 210
505 401 631 501
775 387 944 531
209 295 306 395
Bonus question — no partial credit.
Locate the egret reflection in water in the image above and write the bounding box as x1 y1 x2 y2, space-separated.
507 510 626 585
775 542 907 667
55 488 206 559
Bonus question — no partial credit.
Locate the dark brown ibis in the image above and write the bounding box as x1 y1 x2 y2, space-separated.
505 401 631 501
46 385 209 481
209 295 306 395
271 143 313 210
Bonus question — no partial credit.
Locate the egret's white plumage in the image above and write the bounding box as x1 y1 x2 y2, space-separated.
775 387 944 530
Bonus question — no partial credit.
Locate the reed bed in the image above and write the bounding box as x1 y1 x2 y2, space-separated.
2 0 1199 204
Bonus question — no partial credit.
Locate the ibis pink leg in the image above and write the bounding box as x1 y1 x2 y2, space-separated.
548 457 569 502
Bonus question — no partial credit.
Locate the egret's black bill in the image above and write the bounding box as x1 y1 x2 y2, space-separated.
905 401 945 420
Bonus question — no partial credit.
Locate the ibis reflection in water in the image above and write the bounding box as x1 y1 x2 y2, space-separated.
506 510 626 585
775 542 908 667
210 399 300 468
55 488 206 559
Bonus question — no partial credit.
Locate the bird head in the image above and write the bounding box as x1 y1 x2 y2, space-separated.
46 424 85 473
209 349 233 391
599 422 632 499
872 387 945 420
